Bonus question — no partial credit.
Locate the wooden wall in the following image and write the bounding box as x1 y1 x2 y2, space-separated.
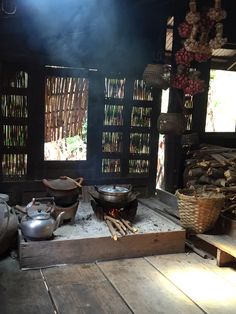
0 0 172 204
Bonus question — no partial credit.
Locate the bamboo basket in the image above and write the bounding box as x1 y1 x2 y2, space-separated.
176 189 225 234
143 64 170 90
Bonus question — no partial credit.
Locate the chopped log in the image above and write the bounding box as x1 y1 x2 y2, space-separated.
222 152 236 160
207 186 236 193
228 195 236 201
186 180 198 187
192 147 234 156
228 166 236 173
196 161 211 168
224 169 236 183
184 145 236 213
188 167 205 177
197 160 221 168
207 167 225 179
213 178 227 187
105 219 118 241
198 175 212 184
210 154 230 166
185 158 198 166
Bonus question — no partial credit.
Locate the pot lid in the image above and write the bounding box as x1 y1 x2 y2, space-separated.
42 177 80 191
98 185 130 193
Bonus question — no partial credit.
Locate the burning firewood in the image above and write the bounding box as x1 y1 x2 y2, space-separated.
105 219 118 241
104 215 126 236
104 213 138 240
121 218 138 233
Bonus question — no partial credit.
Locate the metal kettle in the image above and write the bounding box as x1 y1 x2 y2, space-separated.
17 198 64 240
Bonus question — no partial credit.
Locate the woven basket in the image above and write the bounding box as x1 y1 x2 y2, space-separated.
176 189 225 234
143 64 170 90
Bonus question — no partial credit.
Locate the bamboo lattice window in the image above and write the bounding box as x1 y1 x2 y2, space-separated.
44 76 88 160
2 154 27 180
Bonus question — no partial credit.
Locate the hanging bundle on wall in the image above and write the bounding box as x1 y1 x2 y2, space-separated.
172 0 227 98
157 113 185 135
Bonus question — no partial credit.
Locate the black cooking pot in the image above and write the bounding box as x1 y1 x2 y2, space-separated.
94 185 132 204
42 176 83 207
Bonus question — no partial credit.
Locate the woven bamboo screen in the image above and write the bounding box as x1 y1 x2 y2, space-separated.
45 76 88 143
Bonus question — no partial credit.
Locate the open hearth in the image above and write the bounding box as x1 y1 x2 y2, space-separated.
18 200 185 269
90 191 138 221
89 191 139 240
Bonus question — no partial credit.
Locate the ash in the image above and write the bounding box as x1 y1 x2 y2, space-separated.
53 201 182 240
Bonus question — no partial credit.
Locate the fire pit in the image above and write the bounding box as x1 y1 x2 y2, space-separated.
90 191 138 220
90 187 139 240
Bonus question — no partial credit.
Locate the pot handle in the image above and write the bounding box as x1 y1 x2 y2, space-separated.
42 179 53 189
60 176 84 187
74 177 84 187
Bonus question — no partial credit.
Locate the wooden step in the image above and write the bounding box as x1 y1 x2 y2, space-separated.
196 234 236 267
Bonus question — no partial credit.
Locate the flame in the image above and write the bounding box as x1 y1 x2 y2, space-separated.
109 208 119 218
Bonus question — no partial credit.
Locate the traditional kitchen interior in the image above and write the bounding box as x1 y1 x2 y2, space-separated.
1 0 236 313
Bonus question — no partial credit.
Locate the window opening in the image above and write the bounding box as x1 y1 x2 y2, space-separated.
156 89 169 190
205 69 236 132
44 75 88 161
105 78 125 99
2 154 27 180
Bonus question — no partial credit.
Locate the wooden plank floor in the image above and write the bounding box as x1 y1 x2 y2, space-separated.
1 252 236 314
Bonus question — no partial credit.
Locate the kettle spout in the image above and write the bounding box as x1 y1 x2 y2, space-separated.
54 212 65 230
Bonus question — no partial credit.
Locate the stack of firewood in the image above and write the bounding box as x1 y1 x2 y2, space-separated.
183 145 236 214
104 214 138 241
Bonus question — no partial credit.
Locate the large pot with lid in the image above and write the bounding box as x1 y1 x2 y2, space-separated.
94 185 132 204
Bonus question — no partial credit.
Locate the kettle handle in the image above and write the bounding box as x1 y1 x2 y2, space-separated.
54 211 65 230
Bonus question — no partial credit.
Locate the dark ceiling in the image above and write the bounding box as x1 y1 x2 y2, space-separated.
0 0 236 71
0 0 172 72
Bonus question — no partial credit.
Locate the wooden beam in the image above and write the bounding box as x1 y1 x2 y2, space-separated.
217 249 236 267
